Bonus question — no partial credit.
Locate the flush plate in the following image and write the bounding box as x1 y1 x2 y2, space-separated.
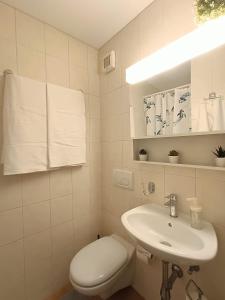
113 169 133 190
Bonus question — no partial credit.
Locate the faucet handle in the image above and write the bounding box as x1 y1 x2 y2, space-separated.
164 194 177 205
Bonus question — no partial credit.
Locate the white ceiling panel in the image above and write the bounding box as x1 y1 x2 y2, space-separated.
2 0 154 48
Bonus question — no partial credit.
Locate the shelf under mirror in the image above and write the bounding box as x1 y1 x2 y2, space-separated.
133 160 225 171
133 132 225 171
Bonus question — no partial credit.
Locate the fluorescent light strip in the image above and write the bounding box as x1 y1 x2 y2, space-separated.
126 16 225 84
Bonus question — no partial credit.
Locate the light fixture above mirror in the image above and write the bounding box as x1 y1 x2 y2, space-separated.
126 15 225 85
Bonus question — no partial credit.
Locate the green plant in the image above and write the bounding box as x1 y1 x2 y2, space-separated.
195 0 225 23
139 149 147 155
212 146 225 158
168 150 179 156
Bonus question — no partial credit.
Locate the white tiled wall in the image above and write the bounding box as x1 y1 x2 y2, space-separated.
0 2 101 300
100 0 225 299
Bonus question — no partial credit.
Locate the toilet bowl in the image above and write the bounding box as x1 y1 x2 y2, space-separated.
69 234 135 299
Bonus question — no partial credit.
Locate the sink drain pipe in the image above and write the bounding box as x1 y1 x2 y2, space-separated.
160 261 183 300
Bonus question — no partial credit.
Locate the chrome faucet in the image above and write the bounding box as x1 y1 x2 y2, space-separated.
164 194 178 218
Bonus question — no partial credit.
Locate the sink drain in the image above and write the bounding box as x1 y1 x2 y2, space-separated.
160 241 172 247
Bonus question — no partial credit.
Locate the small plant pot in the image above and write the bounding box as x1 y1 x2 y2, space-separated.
139 154 148 161
215 157 225 167
168 155 179 164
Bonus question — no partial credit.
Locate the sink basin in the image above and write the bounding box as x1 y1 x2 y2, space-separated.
121 204 217 265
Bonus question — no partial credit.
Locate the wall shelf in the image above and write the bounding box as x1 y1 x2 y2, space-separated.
133 160 225 171
132 130 225 140
132 132 225 171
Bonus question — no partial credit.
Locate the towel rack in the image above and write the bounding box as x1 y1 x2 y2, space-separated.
204 92 224 101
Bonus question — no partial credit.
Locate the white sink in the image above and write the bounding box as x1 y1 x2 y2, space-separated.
121 204 217 265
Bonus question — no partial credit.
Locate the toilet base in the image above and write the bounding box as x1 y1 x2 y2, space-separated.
99 256 135 299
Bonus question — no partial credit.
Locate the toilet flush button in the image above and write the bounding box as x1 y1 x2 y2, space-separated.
113 169 133 190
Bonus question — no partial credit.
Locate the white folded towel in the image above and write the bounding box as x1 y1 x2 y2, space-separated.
47 83 86 168
2 74 47 175
212 97 225 131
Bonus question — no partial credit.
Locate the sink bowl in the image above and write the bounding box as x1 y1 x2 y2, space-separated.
121 204 217 265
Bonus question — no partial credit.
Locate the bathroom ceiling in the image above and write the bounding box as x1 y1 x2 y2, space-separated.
2 0 154 48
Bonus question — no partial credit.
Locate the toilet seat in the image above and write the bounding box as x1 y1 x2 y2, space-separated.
70 236 128 287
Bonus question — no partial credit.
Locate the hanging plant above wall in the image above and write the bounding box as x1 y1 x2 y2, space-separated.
195 0 225 23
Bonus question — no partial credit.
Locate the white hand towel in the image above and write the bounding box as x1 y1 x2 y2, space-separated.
47 83 86 168
2 74 47 175
197 102 210 132
212 98 225 131
173 86 191 134
144 96 155 136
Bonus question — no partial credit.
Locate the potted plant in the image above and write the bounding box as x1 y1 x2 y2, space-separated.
213 146 225 167
168 150 179 164
139 149 148 161
195 0 225 24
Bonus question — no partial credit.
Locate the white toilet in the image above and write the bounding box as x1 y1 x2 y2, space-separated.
69 234 135 299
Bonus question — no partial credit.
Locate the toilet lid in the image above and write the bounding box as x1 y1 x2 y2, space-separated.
70 236 128 287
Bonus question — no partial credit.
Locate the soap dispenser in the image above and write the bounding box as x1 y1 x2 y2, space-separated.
186 197 202 229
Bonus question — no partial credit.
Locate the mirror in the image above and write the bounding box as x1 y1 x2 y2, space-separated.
129 44 225 138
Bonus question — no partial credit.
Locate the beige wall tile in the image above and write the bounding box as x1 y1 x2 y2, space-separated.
51 194 73 226
139 0 165 58
88 71 100 96
25 256 53 300
163 0 196 43
52 250 72 291
89 117 101 142
198 223 225 299
16 11 44 52
45 25 68 61
196 173 225 227
24 228 52 300
88 95 101 119
0 2 15 41
24 229 51 262
51 221 74 258
120 17 141 69
72 166 90 217
17 45 46 81
22 172 50 206
46 55 69 87
165 166 196 177
88 47 98 72
50 168 72 198
0 240 25 300
69 65 88 93
23 201 51 237
74 213 92 250
0 38 17 74
0 173 22 212
69 38 88 69
0 208 23 246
